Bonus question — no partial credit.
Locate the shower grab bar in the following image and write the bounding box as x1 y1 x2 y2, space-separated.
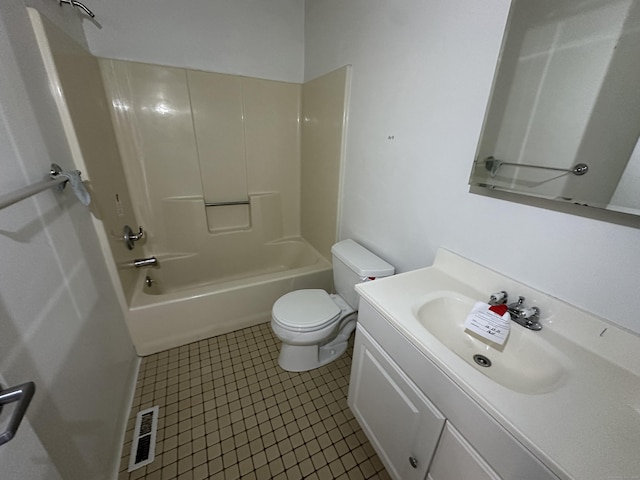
204 200 250 207
0 163 87 211
481 156 588 178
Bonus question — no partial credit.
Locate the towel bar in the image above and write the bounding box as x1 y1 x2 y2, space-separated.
0 382 35 447
204 200 250 207
481 156 588 178
0 163 90 211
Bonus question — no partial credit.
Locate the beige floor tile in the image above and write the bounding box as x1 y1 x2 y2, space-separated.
118 322 388 479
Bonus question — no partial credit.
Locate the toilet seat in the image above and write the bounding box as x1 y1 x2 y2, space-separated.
272 289 341 332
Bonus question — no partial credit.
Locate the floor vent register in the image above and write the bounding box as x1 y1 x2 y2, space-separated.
128 405 159 471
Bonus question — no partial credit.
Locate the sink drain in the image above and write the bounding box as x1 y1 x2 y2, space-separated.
473 354 492 368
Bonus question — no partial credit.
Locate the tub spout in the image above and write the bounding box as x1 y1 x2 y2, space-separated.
133 256 158 268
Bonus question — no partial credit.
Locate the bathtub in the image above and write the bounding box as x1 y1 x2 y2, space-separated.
125 238 333 355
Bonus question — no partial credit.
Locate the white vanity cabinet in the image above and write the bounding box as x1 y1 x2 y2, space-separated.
428 422 500 480
349 299 559 480
348 326 445 480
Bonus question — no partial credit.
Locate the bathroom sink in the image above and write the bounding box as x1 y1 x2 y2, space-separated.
355 250 640 479
415 292 567 395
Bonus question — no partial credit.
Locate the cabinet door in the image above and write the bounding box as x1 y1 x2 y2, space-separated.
428 422 500 480
349 327 446 480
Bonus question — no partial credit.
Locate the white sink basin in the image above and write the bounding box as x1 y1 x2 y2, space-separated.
416 292 568 394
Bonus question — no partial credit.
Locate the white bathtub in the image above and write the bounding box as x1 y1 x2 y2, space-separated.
126 238 332 355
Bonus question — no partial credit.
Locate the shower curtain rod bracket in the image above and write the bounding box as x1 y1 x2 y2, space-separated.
58 0 96 18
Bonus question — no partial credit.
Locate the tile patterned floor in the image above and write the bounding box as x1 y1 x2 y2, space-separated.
118 322 390 480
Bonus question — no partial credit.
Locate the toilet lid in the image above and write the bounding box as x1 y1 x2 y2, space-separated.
272 289 341 332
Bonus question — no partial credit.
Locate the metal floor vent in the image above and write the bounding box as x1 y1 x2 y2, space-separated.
128 406 159 472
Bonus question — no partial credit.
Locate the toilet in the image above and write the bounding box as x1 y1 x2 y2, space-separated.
271 239 394 372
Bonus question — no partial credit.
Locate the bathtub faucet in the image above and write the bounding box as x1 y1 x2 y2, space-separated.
133 256 158 268
123 225 144 250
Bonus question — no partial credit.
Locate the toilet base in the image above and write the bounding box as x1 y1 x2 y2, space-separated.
277 318 357 372
277 339 350 372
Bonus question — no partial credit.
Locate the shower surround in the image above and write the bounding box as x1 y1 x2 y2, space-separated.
29 5 349 355
98 59 350 354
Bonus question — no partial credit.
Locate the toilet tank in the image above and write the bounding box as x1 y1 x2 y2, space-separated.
331 239 394 309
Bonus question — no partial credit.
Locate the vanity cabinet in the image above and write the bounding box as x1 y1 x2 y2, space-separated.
348 325 445 480
349 299 559 480
428 422 499 480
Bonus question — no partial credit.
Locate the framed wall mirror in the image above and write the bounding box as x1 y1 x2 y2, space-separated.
469 0 640 216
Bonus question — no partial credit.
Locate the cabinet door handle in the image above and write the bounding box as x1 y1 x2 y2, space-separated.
409 456 418 468
0 382 35 446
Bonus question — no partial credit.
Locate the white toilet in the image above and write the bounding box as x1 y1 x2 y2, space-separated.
271 239 394 372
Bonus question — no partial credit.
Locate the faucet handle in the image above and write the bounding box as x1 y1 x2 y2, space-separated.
509 295 525 307
489 291 508 305
123 225 144 250
519 306 539 319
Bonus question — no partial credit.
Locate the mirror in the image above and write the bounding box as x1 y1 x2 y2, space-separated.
470 0 640 216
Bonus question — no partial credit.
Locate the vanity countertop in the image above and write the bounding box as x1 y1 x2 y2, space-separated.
356 249 640 480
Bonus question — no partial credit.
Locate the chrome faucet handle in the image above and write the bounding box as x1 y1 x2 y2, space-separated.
489 291 508 305
516 306 539 320
123 225 144 250
508 295 526 308
521 306 542 330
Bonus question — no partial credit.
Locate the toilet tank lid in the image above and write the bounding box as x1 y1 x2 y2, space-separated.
331 239 395 277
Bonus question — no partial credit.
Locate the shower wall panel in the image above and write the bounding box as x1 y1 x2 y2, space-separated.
100 60 301 255
188 71 247 204
243 77 301 237
99 60 202 254
301 66 350 260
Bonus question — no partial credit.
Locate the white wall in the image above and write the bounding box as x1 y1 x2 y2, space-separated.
305 0 640 334
25 0 88 47
0 1 137 478
82 0 305 83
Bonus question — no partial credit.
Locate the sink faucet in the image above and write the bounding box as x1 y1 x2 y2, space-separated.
507 296 542 331
489 292 542 331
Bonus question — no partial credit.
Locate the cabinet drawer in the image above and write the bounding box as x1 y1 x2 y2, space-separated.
349 326 446 480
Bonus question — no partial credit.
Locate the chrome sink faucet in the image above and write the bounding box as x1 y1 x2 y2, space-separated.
508 296 542 331
489 291 542 331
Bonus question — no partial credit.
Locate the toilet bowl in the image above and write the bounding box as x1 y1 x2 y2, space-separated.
271 239 394 372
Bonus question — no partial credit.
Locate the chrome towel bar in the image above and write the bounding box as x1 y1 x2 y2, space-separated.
0 382 35 447
0 163 90 211
482 156 589 178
